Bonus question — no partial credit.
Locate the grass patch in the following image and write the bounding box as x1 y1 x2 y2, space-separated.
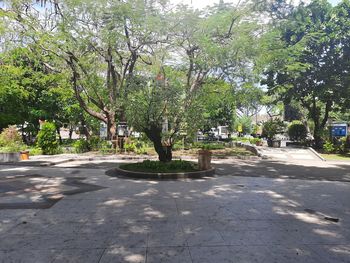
321 153 350 161
120 160 198 173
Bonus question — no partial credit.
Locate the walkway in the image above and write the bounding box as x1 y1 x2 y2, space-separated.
0 163 349 262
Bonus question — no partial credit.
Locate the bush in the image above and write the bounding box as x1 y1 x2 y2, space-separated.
88 136 102 151
28 147 43 155
288 121 307 142
73 139 90 153
124 141 136 152
323 140 335 154
36 122 60 155
249 138 262 144
0 126 25 152
99 140 114 154
262 119 286 140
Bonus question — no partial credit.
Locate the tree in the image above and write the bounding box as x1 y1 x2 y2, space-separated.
195 80 236 131
2 0 170 139
125 2 260 161
262 0 350 148
0 47 73 138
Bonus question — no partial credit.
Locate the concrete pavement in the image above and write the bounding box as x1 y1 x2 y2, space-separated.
0 162 349 262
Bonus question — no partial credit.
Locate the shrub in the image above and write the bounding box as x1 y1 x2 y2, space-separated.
288 121 307 142
323 140 335 154
124 141 136 152
28 147 43 155
36 122 60 155
88 136 102 151
99 140 114 154
0 126 25 152
249 138 262 144
262 119 286 140
73 139 90 153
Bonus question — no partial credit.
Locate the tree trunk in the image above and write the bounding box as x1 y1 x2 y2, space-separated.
69 127 73 140
144 125 172 162
107 117 116 140
56 127 62 144
80 117 90 140
313 120 323 149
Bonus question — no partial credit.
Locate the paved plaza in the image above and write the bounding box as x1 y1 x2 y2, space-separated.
0 158 350 262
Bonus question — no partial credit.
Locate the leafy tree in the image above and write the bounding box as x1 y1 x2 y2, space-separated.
262 0 350 148
195 80 236 131
2 0 172 139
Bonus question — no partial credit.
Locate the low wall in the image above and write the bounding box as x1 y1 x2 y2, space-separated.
0 152 20 162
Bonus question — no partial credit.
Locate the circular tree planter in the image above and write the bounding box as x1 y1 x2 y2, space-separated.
106 166 215 180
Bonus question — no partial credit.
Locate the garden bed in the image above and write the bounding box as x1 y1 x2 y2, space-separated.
107 160 215 179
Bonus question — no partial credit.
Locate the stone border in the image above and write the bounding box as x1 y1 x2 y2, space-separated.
308 147 326 161
0 152 20 162
106 166 216 180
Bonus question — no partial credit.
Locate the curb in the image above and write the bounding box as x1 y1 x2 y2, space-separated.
308 147 326 161
106 167 216 180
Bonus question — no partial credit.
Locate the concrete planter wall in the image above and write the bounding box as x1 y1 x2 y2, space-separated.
0 152 21 162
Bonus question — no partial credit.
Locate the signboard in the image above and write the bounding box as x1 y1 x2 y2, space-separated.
237 124 243 133
331 123 348 137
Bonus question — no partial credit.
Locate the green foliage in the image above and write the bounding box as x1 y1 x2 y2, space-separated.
192 143 225 150
234 116 253 134
262 0 350 147
124 141 136 153
88 136 103 151
262 119 286 140
36 122 60 155
249 138 262 144
28 147 43 156
124 138 148 154
0 126 25 152
120 160 197 173
323 140 335 154
73 139 90 153
195 80 236 130
288 121 308 142
98 141 114 155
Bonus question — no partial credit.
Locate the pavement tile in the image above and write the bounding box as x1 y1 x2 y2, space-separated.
99 247 146 263
146 246 192 263
52 248 104 263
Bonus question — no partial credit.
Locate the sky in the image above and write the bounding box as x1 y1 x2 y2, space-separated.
170 0 342 9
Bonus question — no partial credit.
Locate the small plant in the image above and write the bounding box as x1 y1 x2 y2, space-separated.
323 140 335 154
0 126 25 152
99 140 114 154
88 136 102 151
73 139 90 153
249 138 262 145
36 122 60 155
28 147 43 155
288 121 307 142
124 141 136 152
